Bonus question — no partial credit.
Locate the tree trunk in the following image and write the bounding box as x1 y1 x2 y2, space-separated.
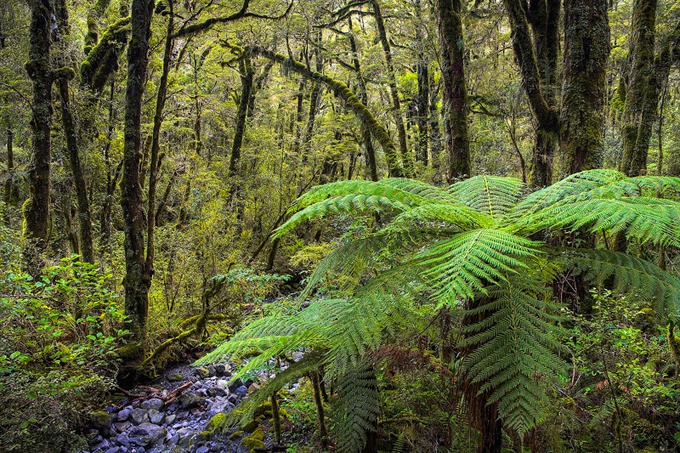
559 0 610 175
4 128 17 209
371 0 413 175
121 0 154 347
147 0 174 276
619 0 658 176
348 18 379 181
301 42 323 164
435 0 471 181
57 78 95 263
24 0 55 269
503 0 559 187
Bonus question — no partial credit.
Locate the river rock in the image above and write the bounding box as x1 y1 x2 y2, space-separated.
130 408 149 425
234 385 248 397
207 387 227 397
141 398 164 411
148 409 164 425
179 393 205 409
128 423 166 447
117 408 131 421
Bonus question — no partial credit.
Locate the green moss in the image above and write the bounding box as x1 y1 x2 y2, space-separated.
252 401 272 418
241 427 266 452
199 412 229 439
241 419 259 433
229 430 244 439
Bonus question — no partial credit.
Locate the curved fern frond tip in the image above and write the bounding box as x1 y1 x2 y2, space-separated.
273 193 411 239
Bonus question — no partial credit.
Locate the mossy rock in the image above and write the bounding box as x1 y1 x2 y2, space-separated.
229 430 244 440
167 373 184 382
253 401 272 418
199 412 230 439
242 427 266 452
241 419 259 433
90 410 112 430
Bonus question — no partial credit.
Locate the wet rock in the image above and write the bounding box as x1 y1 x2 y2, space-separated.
116 432 130 447
114 421 131 432
130 408 149 425
117 408 131 422
179 393 205 409
164 414 176 425
141 398 164 411
227 380 243 394
195 367 211 379
167 374 184 382
196 446 209 453
148 409 164 425
233 386 248 397
208 387 227 397
128 422 166 447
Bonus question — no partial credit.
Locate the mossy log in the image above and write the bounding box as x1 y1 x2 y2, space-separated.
138 311 210 369
228 44 403 177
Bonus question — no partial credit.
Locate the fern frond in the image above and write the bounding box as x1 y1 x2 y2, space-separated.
387 202 493 231
463 280 567 437
329 360 381 453
518 197 680 247
563 248 680 320
220 356 324 428
628 175 680 197
449 175 524 218
381 178 460 203
291 180 426 212
274 194 411 239
415 229 542 303
510 169 626 217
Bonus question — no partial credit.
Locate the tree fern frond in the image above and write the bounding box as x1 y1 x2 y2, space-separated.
510 169 626 217
449 175 524 218
415 229 542 303
463 281 567 437
329 360 381 453
519 197 680 247
563 248 680 320
274 194 411 239
388 202 493 231
219 356 324 428
628 175 680 197
291 180 427 212
381 178 460 203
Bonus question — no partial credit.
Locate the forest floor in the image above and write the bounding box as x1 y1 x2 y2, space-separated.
82 362 286 453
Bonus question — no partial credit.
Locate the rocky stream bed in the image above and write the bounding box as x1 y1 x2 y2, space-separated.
82 363 286 453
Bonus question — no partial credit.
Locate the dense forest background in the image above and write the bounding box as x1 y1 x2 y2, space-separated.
1 0 680 451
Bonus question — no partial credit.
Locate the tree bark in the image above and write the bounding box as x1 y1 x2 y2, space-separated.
57 78 95 263
371 0 413 175
435 0 471 181
121 0 154 347
503 0 560 187
619 0 658 176
559 0 610 175
23 0 55 272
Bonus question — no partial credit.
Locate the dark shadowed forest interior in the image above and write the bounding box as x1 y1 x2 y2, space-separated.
1 0 680 451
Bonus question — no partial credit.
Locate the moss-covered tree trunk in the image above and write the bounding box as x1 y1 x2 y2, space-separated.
559 0 610 175
245 45 403 176
121 0 154 349
435 0 471 181
414 0 429 168
57 78 95 263
23 0 55 272
503 0 560 188
619 0 657 176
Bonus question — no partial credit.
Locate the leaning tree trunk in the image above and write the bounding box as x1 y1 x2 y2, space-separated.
23 0 55 273
559 0 610 175
121 0 154 349
435 0 471 181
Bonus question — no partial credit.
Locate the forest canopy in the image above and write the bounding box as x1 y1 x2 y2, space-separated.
1 0 680 451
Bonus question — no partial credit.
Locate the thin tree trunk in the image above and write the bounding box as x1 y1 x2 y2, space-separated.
147 0 174 276
415 49 429 166
121 0 154 348
301 41 323 163
24 0 55 271
372 0 412 175
559 0 610 175
435 0 471 181
4 128 16 209
57 78 95 263
348 18 379 181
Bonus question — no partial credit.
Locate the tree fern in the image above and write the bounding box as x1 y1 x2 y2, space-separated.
199 169 680 450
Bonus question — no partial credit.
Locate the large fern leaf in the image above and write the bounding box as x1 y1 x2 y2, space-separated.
415 229 542 303
463 278 567 437
449 175 524 218
329 360 381 453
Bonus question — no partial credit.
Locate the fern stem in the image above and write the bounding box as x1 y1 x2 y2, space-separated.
270 392 282 444
311 371 328 447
